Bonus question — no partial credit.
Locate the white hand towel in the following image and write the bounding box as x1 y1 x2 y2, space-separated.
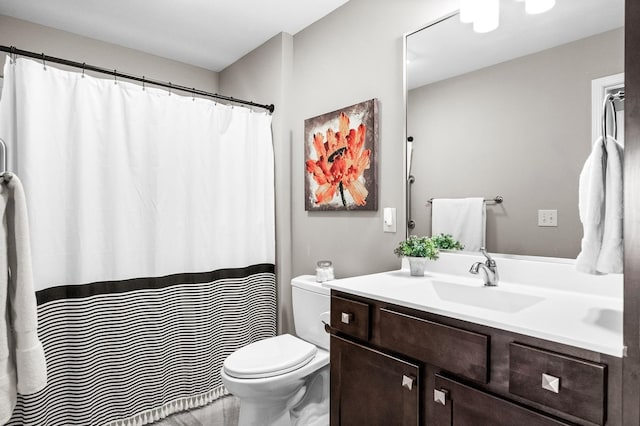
576 137 605 274
597 136 624 273
432 197 485 251
576 135 624 274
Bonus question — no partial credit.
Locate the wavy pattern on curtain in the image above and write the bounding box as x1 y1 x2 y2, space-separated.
0 58 276 425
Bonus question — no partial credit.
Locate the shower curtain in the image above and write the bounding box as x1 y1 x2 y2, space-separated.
0 57 276 425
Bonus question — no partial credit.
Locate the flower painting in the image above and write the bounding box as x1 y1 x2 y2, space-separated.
304 99 378 211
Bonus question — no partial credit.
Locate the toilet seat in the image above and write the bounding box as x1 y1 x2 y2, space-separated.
223 334 318 379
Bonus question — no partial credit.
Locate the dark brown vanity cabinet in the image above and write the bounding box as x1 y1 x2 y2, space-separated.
330 335 420 425
329 291 621 426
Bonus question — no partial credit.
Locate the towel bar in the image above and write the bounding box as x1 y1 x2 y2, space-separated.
427 196 503 205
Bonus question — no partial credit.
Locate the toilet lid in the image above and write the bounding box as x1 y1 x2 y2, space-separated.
223 334 317 379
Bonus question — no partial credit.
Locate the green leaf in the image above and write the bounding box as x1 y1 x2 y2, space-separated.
394 235 440 260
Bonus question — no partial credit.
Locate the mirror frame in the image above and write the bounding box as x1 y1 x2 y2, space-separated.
623 1 640 422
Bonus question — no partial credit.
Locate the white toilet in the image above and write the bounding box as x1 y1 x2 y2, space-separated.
221 275 330 426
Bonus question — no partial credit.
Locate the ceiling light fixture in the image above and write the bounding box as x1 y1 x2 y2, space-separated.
459 0 555 33
473 0 500 33
459 0 477 23
525 0 556 15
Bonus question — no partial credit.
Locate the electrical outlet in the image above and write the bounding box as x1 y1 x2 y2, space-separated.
538 209 557 227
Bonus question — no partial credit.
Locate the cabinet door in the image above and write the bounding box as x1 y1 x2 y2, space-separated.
433 375 572 426
330 335 419 426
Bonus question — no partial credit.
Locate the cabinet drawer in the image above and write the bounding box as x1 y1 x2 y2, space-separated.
378 308 489 383
330 296 370 341
433 374 572 425
509 342 607 425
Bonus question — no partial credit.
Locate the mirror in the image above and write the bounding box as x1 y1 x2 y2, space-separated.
406 0 624 258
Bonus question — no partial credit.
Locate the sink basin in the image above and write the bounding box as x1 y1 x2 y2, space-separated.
432 280 544 313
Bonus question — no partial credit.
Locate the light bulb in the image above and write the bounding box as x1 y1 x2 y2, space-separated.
525 0 556 14
473 0 499 33
459 0 476 24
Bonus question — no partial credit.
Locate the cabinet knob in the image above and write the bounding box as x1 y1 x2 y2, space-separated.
402 375 415 391
341 312 353 324
434 388 448 405
542 373 560 393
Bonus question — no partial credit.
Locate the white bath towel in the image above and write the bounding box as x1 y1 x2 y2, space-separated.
432 197 485 251
576 136 624 274
576 138 605 274
597 137 624 273
0 175 47 424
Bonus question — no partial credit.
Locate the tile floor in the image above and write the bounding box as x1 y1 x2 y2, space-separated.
153 396 240 426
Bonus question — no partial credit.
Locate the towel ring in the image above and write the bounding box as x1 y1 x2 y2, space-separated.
602 90 625 146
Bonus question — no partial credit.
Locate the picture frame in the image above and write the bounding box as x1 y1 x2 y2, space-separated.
304 98 378 211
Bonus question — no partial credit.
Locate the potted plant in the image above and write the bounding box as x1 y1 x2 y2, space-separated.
394 235 439 276
394 234 464 276
431 233 465 251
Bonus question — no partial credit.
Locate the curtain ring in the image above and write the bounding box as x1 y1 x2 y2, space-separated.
192 88 195 101
41 53 46 70
9 46 16 64
169 82 172 96
82 62 85 78
114 69 117 85
142 76 146 91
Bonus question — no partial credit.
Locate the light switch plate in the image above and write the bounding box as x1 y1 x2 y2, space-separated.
383 207 397 233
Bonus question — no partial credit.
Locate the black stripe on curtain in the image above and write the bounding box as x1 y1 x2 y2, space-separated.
36 263 275 304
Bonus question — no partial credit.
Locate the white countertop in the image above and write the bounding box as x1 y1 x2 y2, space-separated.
322 265 624 357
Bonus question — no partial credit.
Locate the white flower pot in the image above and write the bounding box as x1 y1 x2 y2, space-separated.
407 256 429 276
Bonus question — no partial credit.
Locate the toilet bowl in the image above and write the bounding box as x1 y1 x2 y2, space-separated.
221 275 330 426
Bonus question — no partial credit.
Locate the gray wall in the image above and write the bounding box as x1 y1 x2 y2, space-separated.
408 28 624 258
219 33 295 333
1 1 476 335
216 0 459 333
0 15 219 93
289 0 457 279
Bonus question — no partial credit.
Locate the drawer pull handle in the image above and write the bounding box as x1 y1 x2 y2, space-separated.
434 388 448 405
542 373 560 393
402 375 415 391
341 312 353 324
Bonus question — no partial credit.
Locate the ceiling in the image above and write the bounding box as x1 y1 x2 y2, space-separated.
0 0 350 72
407 0 625 89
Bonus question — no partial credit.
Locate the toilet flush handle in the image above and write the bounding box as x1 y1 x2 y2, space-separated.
319 311 331 333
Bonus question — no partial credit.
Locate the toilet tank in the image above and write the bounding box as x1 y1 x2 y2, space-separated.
292 275 330 351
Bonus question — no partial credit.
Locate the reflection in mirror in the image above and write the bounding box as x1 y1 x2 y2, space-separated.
406 0 624 258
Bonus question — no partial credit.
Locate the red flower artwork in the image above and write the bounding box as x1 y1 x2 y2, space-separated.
305 112 371 207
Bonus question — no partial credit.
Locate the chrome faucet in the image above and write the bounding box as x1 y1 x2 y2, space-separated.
469 247 499 286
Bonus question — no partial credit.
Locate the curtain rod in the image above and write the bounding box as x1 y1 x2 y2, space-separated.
0 45 275 113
